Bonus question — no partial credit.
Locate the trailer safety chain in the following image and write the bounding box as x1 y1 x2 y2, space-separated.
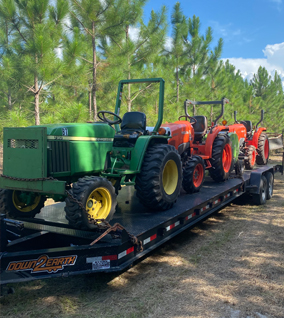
0 174 56 182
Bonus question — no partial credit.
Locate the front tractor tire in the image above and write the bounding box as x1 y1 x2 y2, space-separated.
209 134 233 182
256 132 269 165
65 176 116 230
244 145 256 170
182 156 205 193
0 189 46 218
135 144 182 210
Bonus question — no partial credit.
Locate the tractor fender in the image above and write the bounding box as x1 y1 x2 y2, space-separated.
129 135 168 171
247 127 267 148
203 126 229 158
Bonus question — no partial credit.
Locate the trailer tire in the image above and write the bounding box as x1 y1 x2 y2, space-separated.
244 145 256 170
182 156 205 193
209 134 233 182
0 189 45 218
135 144 182 210
65 176 117 230
265 172 273 200
256 133 269 165
252 175 267 205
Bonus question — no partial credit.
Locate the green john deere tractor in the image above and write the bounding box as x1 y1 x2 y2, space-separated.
0 78 182 229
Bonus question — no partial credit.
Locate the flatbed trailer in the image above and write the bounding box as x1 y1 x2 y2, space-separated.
0 163 283 291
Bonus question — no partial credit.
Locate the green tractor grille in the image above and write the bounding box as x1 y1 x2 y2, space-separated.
48 141 71 174
8 139 39 149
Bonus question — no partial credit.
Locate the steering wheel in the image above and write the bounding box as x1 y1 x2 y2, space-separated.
98 111 122 125
178 115 197 125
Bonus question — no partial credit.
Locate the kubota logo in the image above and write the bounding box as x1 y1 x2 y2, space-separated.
6 255 77 273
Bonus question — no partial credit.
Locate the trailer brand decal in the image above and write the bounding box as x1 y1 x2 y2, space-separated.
6 255 77 273
47 136 113 142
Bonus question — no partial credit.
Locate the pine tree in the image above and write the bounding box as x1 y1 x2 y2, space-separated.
0 0 69 125
101 4 167 112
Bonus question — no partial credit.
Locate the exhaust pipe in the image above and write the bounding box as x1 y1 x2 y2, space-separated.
234 111 238 123
214 97 228 125
256 109 264 130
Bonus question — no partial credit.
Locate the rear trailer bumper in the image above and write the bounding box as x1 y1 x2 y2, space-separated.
0 177 66 195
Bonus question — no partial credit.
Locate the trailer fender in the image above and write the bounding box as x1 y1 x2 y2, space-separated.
246 167 274 194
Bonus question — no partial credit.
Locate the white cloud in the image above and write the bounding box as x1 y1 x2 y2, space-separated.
165 36 173 51
224 42 284 86
129 26 140 42
209 21 251 44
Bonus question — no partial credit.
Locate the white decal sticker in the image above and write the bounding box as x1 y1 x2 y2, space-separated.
92 260 110 270
62 128 68 136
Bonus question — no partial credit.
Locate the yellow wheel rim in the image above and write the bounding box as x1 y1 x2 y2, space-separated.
12 191 41 212
162 159 178 195
86 187 112 222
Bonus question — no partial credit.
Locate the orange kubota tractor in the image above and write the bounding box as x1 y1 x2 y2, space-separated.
229 110 269 170
159 98 234 194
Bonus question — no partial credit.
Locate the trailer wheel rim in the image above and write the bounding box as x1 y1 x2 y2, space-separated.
264 139 269 159
86 187 112 222
162 159 178 195
193 163 204 187
261 187 266 201
251 149 256 166
12 191 41 212
222 144 232 173
268 181 273 197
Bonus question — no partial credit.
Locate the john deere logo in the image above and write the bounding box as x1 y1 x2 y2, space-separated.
6 255 77 274
62 128 68 136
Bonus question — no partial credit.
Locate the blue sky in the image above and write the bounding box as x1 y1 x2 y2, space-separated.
141 0 284 82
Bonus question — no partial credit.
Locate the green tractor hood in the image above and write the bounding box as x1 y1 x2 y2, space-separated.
0 122 115 194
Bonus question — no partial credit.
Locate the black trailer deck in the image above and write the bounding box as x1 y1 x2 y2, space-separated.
0 164 282 287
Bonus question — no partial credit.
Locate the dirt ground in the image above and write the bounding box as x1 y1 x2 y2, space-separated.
0 154 283 318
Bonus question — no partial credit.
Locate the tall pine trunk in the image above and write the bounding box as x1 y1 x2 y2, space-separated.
126 25 131 112
176 65 179 103
92 21 97 121
89 88 92 121
34 54 40 125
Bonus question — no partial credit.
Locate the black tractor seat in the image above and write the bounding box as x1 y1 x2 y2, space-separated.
240 120 253 137
193 115 208 142
113 111 147 147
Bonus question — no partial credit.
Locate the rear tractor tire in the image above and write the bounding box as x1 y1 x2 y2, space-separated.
256 133 269 165
244 145 256 170
135 144 182 210
0 189 45 218
209 134 233 182
182 156 205 193
65 176 116 230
